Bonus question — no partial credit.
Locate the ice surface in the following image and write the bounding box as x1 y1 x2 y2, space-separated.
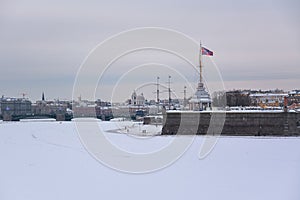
0 121 300 200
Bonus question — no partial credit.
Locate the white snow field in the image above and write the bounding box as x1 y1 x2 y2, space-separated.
1 120 300 200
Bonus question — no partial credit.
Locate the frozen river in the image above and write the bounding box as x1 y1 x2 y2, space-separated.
0 120 300 200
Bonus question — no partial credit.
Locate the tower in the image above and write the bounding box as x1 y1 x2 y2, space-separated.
131 90 137 105
189 42 212 111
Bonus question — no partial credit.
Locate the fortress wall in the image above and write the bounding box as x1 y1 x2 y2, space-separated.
161 112 300 136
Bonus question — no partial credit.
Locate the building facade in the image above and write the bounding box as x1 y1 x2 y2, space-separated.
0 97 32 120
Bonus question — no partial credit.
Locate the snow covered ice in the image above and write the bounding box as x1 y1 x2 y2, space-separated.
0 120 300 200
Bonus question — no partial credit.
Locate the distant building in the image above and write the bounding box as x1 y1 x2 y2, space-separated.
136 93 145 106
95 99 111 107
95 106 113 121
95 99 113 120
127 91 149 119
287 90 300 110
72 105 96 118
32 100 69 116
71 98 113 120
288 90 300 104
212 89 293 108
0 97 32 120
129 91 145 106
226 90 251 107
131 91 137 105
249 93 288 107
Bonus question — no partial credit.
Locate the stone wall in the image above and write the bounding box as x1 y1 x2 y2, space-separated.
161 111 300 136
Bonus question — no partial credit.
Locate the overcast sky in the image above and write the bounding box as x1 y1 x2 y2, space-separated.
0 0 299 101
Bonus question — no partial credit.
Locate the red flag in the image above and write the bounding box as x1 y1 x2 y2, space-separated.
201 47 213 56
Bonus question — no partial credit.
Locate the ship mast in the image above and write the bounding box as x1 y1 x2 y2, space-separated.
156 76 160 112
168 75 171 110
156 76 160 104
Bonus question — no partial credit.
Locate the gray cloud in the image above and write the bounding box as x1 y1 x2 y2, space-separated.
0 0 299 101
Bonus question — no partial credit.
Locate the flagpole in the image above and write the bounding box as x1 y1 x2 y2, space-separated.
199 41 203 86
